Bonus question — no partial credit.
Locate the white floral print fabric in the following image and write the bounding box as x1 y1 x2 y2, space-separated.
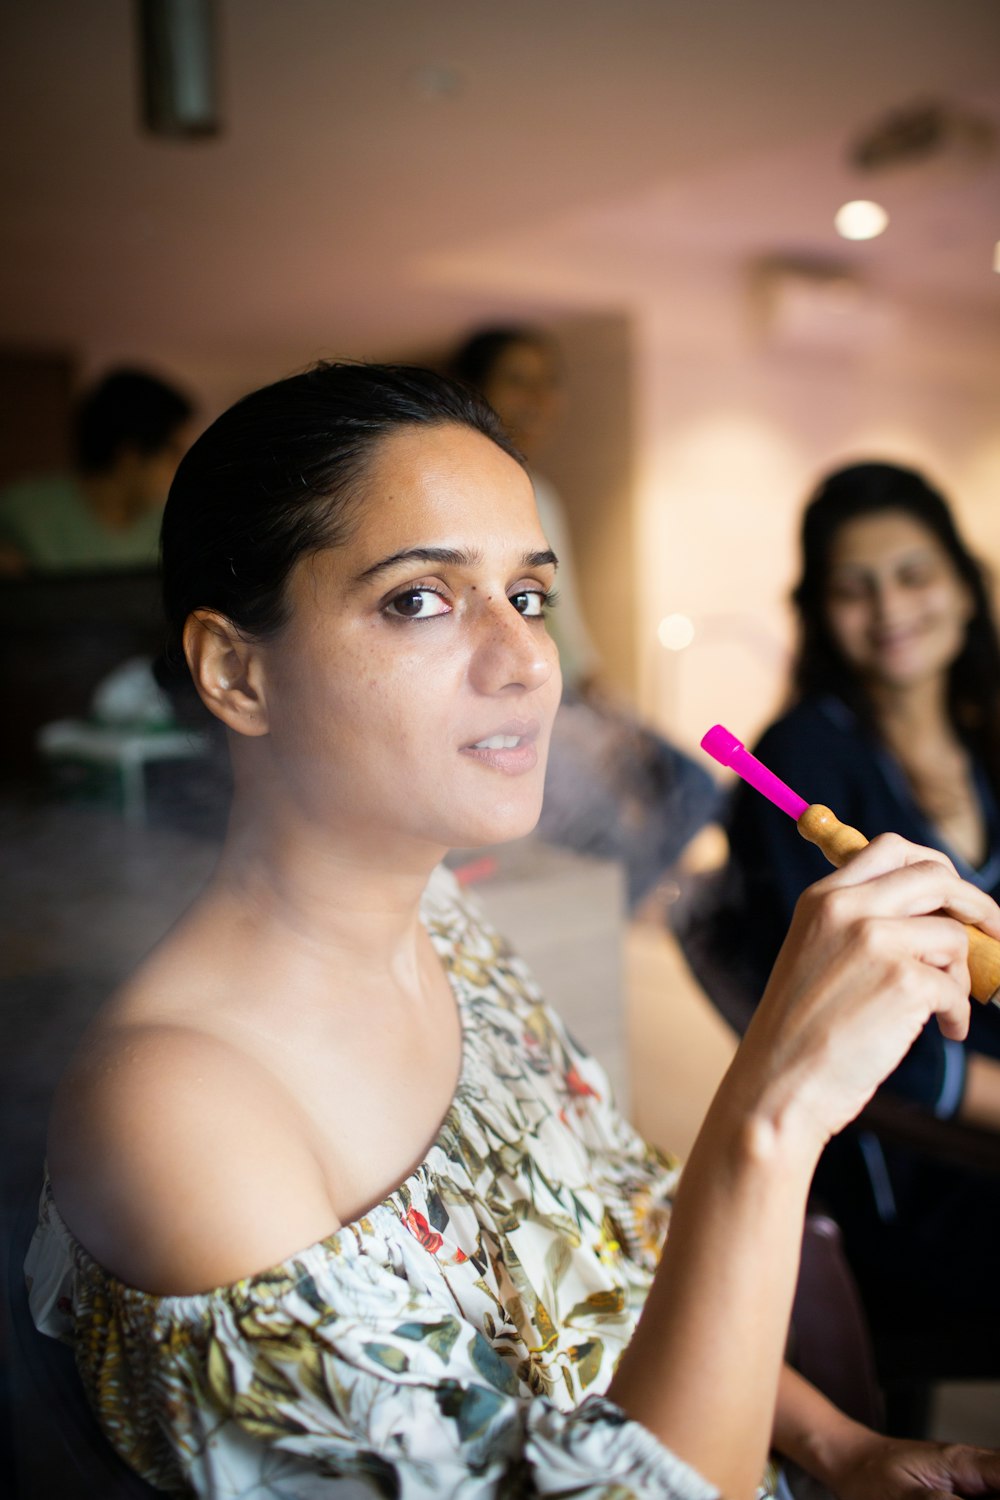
27 866 778 1499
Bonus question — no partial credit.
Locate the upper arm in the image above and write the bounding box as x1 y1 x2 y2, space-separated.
47 1025 340 1294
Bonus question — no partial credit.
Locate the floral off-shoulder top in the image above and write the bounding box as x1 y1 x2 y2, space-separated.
26 866 779 1499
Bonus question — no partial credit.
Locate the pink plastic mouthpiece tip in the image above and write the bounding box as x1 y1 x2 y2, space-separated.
700 722 809 822
700 724 742 769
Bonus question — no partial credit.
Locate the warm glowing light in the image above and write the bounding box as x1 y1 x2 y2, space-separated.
834 200 889 241
994 240 1000 274
658 613 695 651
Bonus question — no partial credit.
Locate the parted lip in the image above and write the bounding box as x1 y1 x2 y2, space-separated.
463 719 540 749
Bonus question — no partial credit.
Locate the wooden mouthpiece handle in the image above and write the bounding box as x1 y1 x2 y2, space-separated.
797 804 1000 1006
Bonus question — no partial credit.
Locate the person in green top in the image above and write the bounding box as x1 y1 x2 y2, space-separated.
0 366 195 574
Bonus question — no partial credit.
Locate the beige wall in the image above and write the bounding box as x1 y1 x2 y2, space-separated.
534 312 639 701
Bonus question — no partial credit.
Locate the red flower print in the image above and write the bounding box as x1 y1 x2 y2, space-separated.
403 1207 444 1254
564 1065 599 1100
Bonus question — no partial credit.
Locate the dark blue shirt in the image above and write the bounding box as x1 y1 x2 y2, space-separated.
723 695 1000 1117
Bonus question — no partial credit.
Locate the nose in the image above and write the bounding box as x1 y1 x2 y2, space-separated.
468 596 557 696
871 577 905 623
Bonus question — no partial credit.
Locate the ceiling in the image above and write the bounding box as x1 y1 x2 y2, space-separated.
2 0 999 387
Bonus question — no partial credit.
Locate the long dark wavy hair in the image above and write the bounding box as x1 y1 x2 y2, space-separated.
790 460 1000 801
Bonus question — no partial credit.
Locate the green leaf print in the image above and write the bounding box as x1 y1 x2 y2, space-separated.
567 1339 604 1389
206 1335 235 1408
544 1235 572 1287
564 1288 626 1323
435 1379 506 1441
426 1188 450 1233
362 1342 409 1373
394 1319 461 1363
468 1332 520 1395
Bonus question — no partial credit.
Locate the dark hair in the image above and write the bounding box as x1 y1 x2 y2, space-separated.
159 360 521 680
447 325 558 393
790 459 1000 795
76 367 194 473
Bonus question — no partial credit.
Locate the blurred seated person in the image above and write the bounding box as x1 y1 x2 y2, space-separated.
712 460 1000 1337
0 366 195 575
448 326 720 911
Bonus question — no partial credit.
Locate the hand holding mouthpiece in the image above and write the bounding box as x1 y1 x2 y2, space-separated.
797 804 1000 1007
700 724 1000 1007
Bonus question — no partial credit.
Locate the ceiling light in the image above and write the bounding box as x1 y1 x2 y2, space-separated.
658 614 695 652
834 200 889 241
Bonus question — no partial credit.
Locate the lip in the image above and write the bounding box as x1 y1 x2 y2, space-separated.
461 718 541 775
871 626 922 650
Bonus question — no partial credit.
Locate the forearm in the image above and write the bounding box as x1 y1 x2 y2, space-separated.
608 1066 818 1499
958 1051 1000 1132
772 1364 875 1489
607 838 1000 1497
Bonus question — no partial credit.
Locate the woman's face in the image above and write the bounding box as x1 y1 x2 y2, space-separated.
823 509 973 692
480 340 563 458
258 423 562 853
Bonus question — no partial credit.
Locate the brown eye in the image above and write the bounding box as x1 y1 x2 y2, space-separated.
899 566 935 589
384 588 450 620
510 589 549 618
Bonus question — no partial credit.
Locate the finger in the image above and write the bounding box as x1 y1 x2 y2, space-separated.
871 914 971 1037
824 830 957 883
936 1444 1000 1491
816 855 1000 937
937 958 972 1041
828 834 1000 938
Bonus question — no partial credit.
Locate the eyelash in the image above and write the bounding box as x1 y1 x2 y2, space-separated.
383 584 559 621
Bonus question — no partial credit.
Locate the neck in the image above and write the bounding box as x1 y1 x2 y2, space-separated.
207 781 449 988
866 673 952 743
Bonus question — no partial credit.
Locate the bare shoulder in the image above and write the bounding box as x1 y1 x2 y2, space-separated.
48 1011 340 1295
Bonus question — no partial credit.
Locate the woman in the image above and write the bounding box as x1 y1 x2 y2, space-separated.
26 371 1000 1499
448 327 719 910
724 462 1000 1111
720 460 1000 1343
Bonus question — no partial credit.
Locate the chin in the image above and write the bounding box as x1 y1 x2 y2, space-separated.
441 799 544 852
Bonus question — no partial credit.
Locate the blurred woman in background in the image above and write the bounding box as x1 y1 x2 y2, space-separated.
719 459 1000 1358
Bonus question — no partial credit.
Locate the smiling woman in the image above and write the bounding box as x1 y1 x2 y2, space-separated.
24 371 1000 1500
718 460 1000 1372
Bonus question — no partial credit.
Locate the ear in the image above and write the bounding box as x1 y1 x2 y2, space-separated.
183 610 270 737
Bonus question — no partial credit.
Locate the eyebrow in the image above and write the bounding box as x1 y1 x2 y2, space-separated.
355 544 558 583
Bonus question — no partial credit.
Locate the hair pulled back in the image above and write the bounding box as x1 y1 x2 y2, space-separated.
159 361 520 680
790 459 1000 795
